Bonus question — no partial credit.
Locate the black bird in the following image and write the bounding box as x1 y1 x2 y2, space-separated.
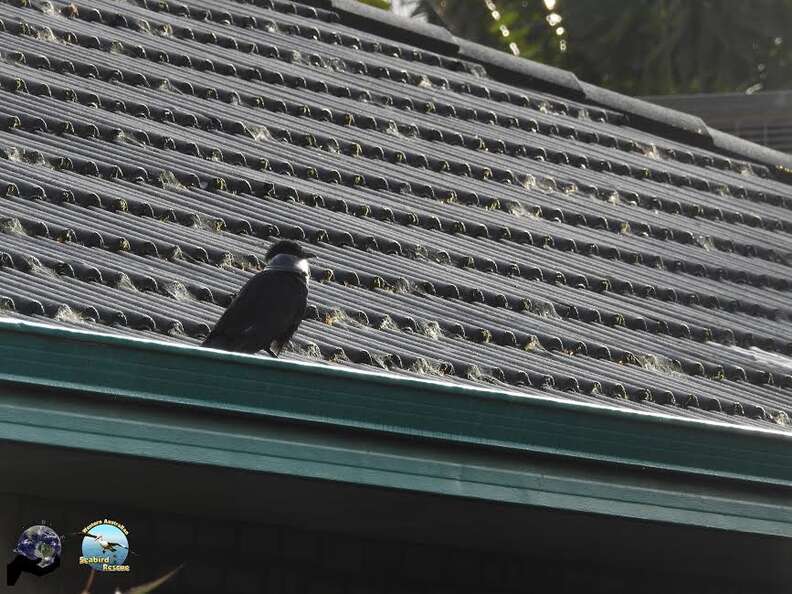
202 240 316 357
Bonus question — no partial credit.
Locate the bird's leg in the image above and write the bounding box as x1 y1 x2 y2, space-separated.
266 347 279 358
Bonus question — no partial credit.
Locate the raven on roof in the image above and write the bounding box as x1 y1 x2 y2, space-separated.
202 240 316 357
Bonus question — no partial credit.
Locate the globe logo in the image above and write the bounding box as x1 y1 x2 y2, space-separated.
14 525 61 568
78 520 132 573
7 524 62 586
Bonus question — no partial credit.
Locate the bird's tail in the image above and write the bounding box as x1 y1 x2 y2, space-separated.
203 331 260 354
203 333 253 352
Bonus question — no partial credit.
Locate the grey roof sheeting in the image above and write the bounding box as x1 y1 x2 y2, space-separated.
0 0 790 431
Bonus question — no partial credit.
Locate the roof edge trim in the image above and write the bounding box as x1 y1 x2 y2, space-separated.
4 394 792 538
1 319 792 488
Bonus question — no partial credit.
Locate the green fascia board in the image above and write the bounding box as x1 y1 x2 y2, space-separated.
4 386 792 539
1 317 792 489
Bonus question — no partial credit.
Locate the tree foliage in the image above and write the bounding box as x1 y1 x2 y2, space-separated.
408 0 792 96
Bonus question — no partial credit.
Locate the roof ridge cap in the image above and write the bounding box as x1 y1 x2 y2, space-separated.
579 82 711 145
454 38 584 99
295 0 792 178
707 127 792 180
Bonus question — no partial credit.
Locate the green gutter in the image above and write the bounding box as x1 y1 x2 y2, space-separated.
1 318 792 488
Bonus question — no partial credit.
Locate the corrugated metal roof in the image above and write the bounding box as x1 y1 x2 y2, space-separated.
0 0 790 430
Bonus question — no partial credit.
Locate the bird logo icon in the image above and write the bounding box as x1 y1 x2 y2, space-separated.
82 532 130 556
75 520 132 572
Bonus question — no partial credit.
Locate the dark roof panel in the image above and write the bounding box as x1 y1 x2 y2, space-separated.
0 0 790 431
